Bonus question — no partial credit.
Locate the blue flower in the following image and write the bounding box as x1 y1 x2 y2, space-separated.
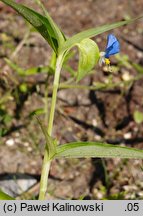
99 34 120 66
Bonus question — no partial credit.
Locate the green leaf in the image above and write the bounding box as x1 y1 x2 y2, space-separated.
133 110 143 124
1 0 65 53
60 15 143 53
0 189 15 200
76 38 99 82
56 142 143 159
29 108 45 117
4 58 25 75
36 117 57 159
5 58 54 76
25 66 54 75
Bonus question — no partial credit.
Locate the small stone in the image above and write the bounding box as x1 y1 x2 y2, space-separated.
137 52 143 58
92 119 98 127
123 132 132 139
138 191 143 197
5 139 15 146
0 174 37 197
122 71 132 81
94 135 101 141
27 147 32 152
23 142 29 147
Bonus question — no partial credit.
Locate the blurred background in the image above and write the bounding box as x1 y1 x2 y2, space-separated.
0 0 143 199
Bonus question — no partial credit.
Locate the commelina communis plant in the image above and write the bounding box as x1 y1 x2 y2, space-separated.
0 0 143 200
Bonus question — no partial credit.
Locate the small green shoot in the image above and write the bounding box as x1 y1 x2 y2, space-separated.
133 110 143 124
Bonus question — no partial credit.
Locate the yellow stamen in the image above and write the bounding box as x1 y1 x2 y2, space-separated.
105 58 110 65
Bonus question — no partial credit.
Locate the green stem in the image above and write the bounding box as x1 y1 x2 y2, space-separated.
44 81 49 125
39 54 63 200
59 74 143 90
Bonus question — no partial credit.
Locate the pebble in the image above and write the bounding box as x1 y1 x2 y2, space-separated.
94 135 101 141
5 139 15 146
27 147 33 152
92 119 98 127
0 174 37 197
123 132 132 139
23 142 30 147
138 191 143 197
122 71 132 81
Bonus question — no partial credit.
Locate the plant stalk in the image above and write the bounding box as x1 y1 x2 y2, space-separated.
39 54 63 200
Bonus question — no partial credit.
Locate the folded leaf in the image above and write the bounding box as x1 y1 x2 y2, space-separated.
1 0 65 53
76 38 99 82
60 15 143 53
36 117 57 159
56 141 143 159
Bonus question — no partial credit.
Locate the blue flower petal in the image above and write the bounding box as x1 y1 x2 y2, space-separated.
105 34 120 58
106 34 118 49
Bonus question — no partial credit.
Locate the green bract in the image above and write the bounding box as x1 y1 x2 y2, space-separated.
76 38 99 82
